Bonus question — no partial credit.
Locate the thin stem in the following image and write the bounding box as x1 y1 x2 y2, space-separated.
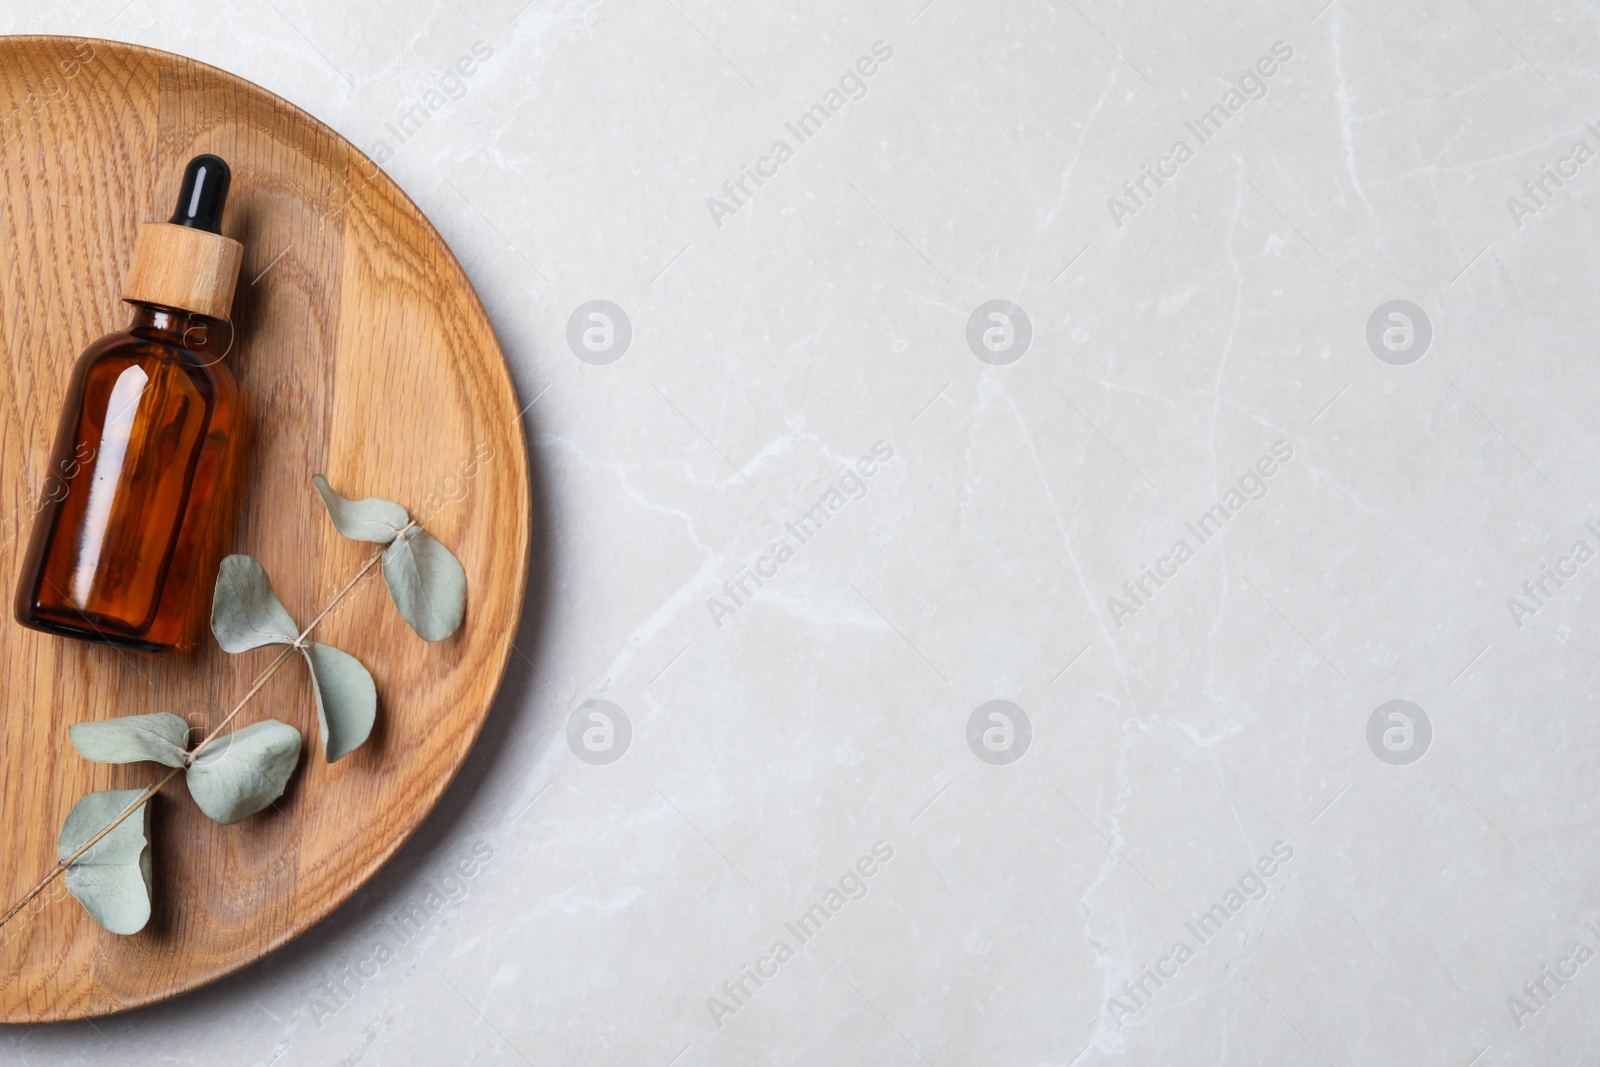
295 530 403 642
190 647 297 755
0 533 404 933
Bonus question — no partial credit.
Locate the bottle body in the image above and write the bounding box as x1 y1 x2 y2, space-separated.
15 304 239 652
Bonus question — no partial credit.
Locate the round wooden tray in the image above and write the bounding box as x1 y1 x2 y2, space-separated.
0 37 530 1022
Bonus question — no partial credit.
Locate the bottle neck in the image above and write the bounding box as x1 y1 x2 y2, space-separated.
124 301 228 360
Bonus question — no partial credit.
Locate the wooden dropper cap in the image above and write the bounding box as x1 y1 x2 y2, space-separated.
121 155 243 321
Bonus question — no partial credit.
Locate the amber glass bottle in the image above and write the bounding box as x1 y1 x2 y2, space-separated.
14 155 244 652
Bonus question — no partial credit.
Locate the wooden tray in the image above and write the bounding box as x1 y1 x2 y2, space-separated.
0 36 530 1022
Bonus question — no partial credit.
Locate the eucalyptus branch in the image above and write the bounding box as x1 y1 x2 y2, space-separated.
0 537 396 927
5 478 467 937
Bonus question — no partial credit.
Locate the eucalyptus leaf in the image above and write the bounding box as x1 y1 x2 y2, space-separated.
381 526 467 641
70 712 190 768
312 475 410 544
301 643 376 762
211 554 300 653
186 720 302 825
58 789 153 935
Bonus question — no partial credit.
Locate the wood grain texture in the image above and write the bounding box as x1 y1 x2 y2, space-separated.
0 36 530 1022
122 221 243 320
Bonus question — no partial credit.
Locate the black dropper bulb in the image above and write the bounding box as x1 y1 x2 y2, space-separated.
168 154 231 234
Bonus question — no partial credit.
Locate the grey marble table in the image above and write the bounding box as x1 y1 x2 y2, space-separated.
3 0 1598 1064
